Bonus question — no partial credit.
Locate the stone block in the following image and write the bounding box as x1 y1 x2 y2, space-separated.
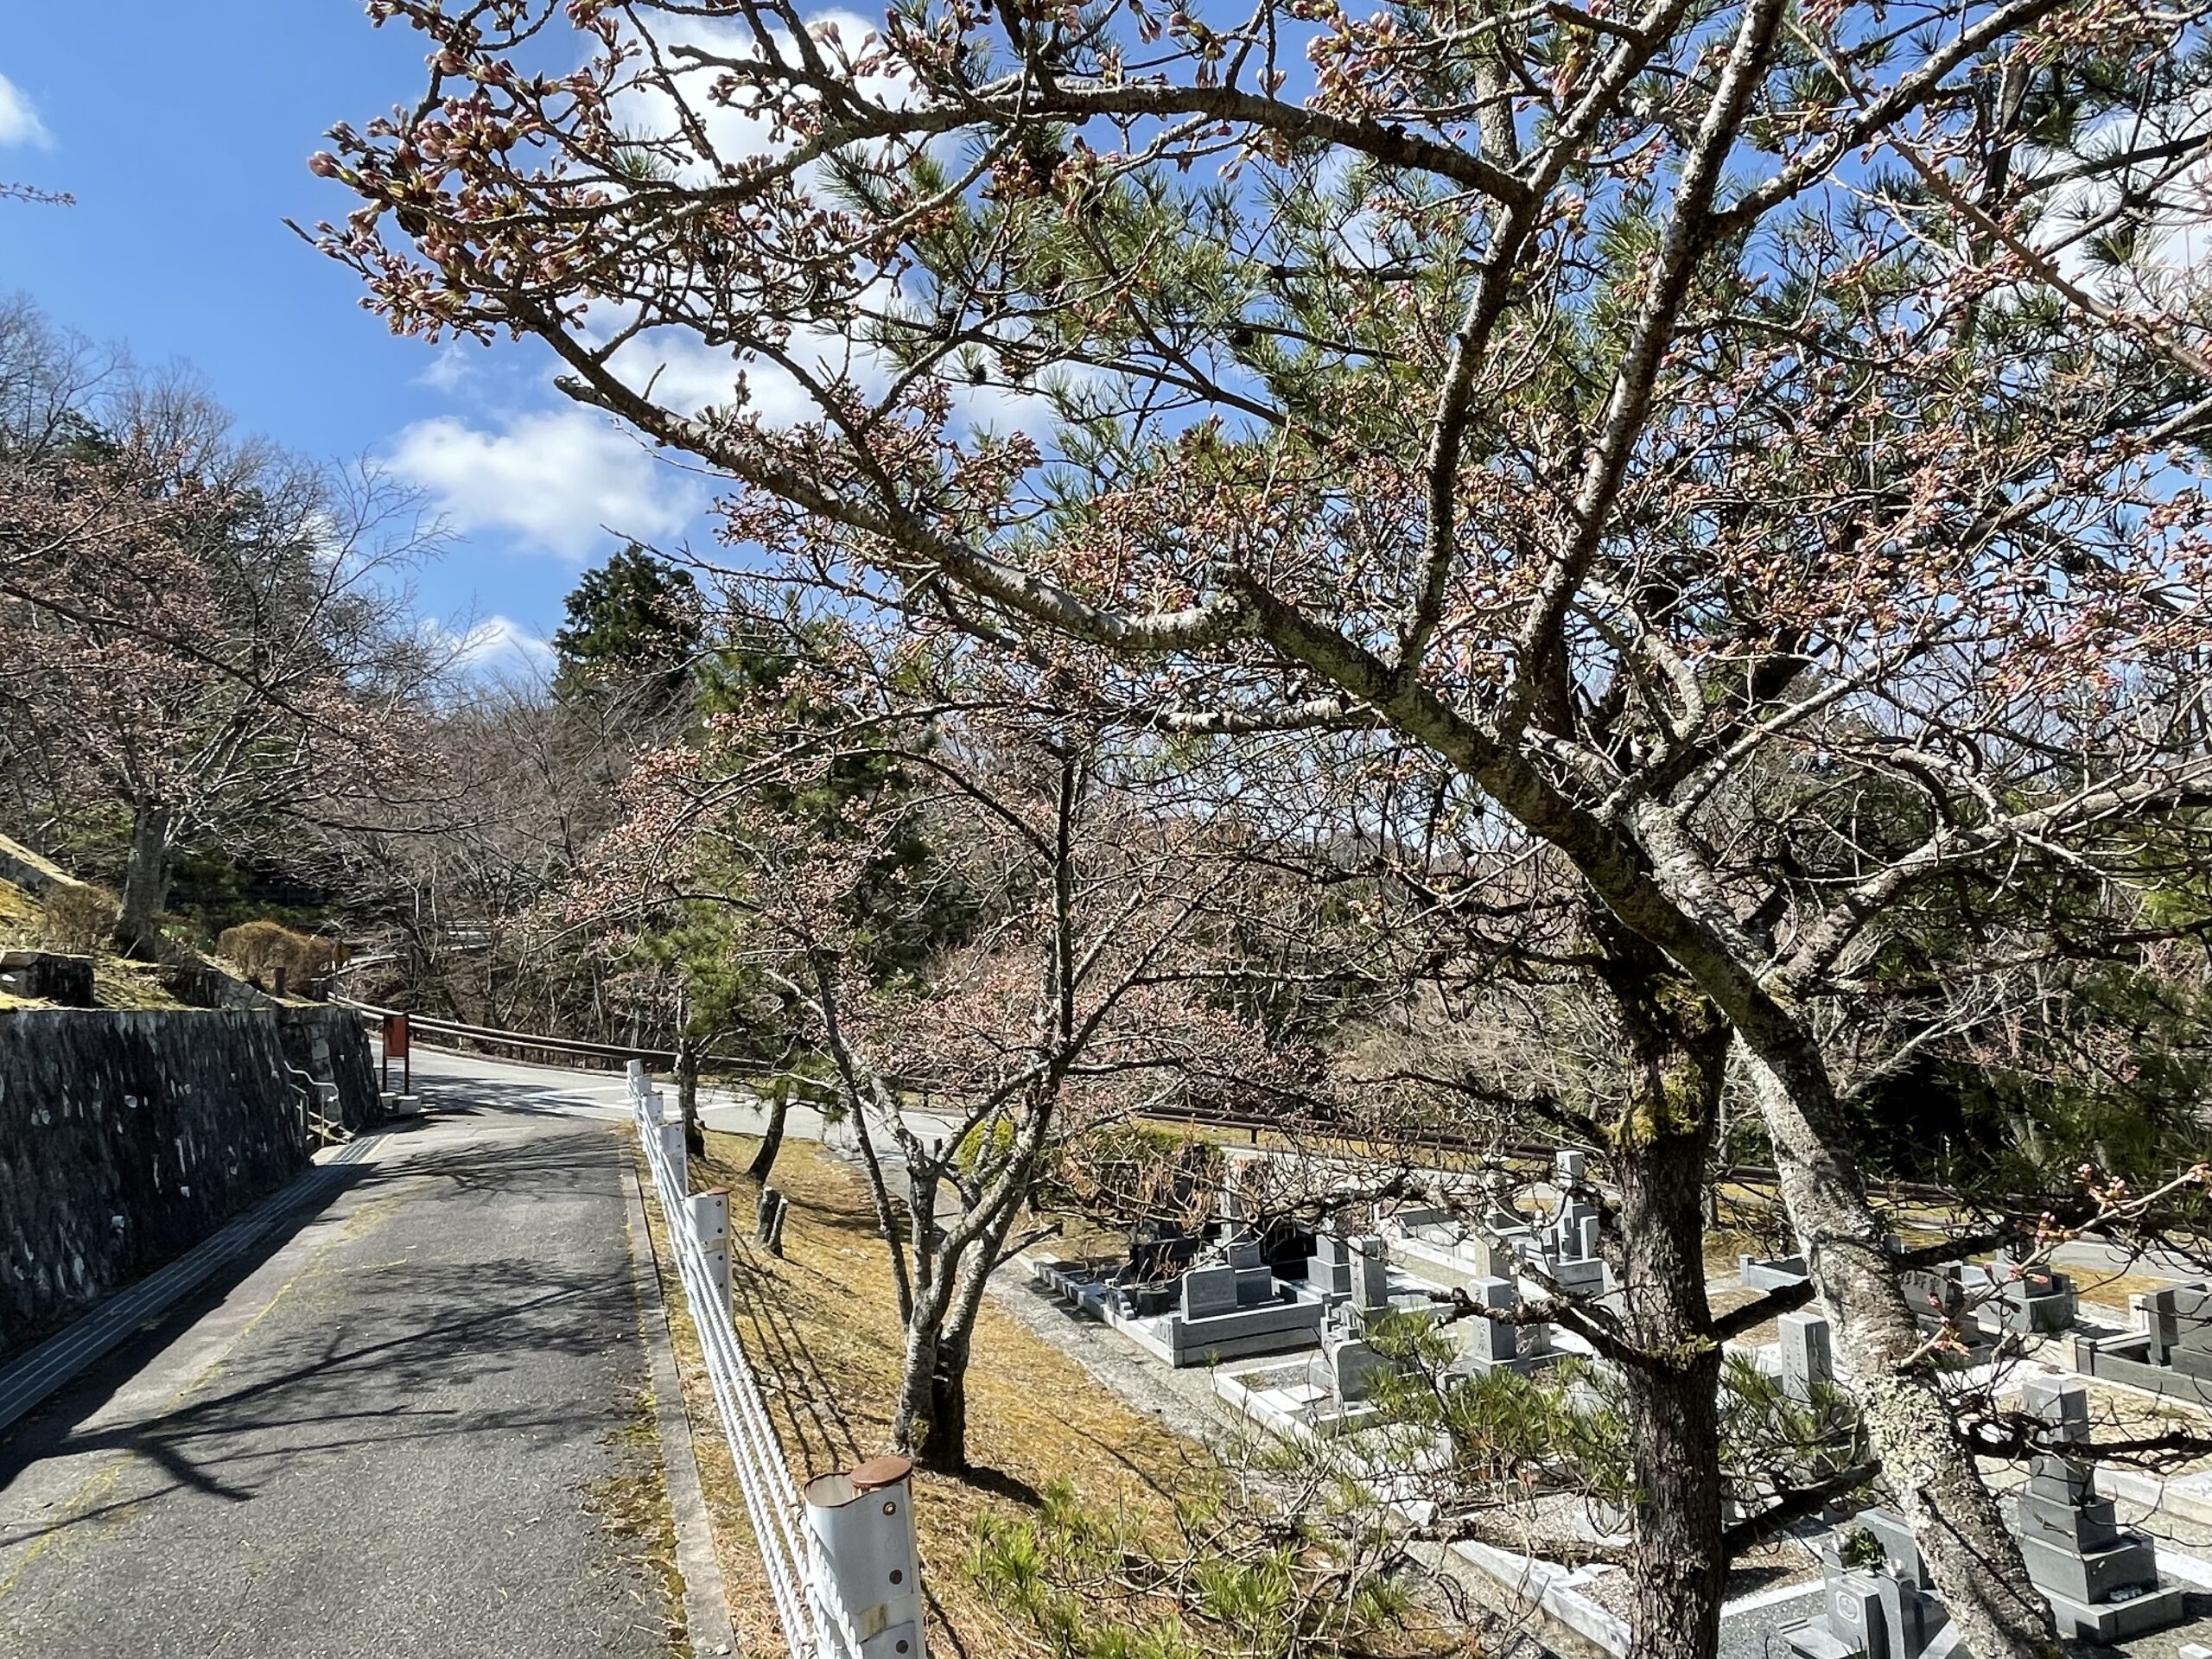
2017 1489 2120 1553
1168 1291 1325 1366
1548 1255 1606 1295
2044 1576 2185 1643
1741 1252 1811 1291
2028 1452 2094 1505
1554 1148 1586 1186
1226 1235 1265 1272
1323 1336 1385 1402
1310 1234 1353 1298
2019 1374 2089 1443
0 950 94 1007
1859 1509 1931 1590
2018 1531 2159 1605
1463 1276 1520 1365
1351 1238 1390 1311
1822 1569 1888 1656
1182 1264 1240 1320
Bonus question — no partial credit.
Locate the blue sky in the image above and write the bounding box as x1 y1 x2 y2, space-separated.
0 4 709 674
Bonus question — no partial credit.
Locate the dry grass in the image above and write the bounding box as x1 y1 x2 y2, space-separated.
639 1129 1204 1659
2069 1265 2191 1313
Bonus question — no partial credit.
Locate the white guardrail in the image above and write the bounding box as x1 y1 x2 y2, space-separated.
627 1063 929 1659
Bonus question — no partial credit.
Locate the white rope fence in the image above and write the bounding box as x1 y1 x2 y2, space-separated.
629 1064 824 1656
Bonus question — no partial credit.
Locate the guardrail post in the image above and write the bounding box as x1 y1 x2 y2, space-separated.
688 1188 734 1317
804 1455 926 1659
658 1118 689 1191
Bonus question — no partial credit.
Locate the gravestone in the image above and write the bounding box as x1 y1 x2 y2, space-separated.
1310 1231 1356 1300
2011 1375 2183 1641
2075 1281 2212 1407
1469 1230 1522 1281
1543 1198 1606 1294
1784 1510 1954 1659
1897 1262 1994 1353
1554 1147 1586 1188
1351 1236 1392 1314
1164 1255 1325 1365
1181 1263 1241 1321
1993 1254 2076 1334
1740 1251 1811 1292
1460 1275 1551 1374
1779 1310 1834 1403
1306 1332 1389 1403
2146 1284 2212 1374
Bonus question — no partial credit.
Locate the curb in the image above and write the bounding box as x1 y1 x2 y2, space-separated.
623 1139 739 1658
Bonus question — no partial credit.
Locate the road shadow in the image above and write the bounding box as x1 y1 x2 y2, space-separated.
0 1123 641 1540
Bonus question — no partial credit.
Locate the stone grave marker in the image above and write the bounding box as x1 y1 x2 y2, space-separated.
2011 1374 2183 1642
1784 1510 1953 1659
1779 1309 1834 1404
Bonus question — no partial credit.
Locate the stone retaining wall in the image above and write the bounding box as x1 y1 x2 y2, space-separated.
0 1007 375 1355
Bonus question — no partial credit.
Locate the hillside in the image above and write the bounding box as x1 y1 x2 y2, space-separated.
0 834 196 1012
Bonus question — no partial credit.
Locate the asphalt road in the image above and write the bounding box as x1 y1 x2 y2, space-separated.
0 1051 678 1659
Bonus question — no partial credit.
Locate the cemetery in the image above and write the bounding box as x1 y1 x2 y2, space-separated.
2073 1284 2212 1412
1020 1139 2212 1658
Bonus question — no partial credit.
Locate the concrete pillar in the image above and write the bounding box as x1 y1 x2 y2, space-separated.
804 1455 926 1659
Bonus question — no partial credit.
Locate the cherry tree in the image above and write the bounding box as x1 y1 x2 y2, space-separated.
583 619 1271 1470
321 0 2212 1648
0 308 438 953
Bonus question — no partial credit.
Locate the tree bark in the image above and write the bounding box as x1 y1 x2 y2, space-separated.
1600 944 1732 1659
117 801 175 959
1745 1039 2058 1657
747 1084 792 1183
890 1313 942 1463
677 1035 705 1157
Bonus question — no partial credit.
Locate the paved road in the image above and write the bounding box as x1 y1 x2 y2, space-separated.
0 1052 678 1659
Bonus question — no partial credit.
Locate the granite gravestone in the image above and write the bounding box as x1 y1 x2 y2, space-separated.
2011 1375 2182 1642
1460 1274 1553 1374
1784 1510 1958 1659
1779 1309 1835 1404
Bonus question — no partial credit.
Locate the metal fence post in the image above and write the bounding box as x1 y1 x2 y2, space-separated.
688 1188 734 1317
804 1455 926 1659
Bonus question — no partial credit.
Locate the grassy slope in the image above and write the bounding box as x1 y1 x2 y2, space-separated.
637 1129 1203 1658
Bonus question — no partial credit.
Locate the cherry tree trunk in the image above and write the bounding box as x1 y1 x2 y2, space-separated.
889 1313 943 1465
746 1087 791 1183
1747 1042 2057 1657
117 802 175 959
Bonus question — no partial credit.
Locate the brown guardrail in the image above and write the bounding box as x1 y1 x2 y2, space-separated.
331 995 2063 1214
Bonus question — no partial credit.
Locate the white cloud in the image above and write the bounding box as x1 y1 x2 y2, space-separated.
385 407 704 560
458 614 555 673
0 74 52 150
